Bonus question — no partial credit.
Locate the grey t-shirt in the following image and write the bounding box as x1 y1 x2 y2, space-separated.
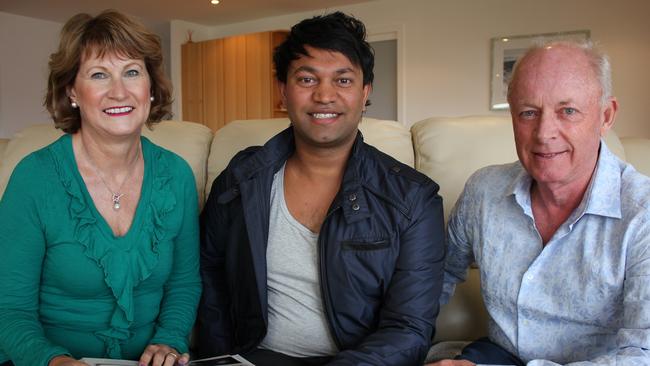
258 163 338 357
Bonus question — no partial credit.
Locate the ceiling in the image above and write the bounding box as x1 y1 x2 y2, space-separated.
0 0 377 27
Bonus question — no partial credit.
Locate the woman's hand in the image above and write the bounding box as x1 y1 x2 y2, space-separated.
139 343 189 366
48 355 90 366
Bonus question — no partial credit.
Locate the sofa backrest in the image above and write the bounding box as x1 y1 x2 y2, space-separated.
0 124 64 199
0 121 214 203
0 138 9 171
141 121 214 204
620 137 650 177
1 116 642 344
205 117 414 197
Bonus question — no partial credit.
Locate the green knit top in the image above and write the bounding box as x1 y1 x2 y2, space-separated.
0 134 201 366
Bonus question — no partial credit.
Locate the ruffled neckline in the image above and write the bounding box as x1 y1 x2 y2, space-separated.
49 134 177 358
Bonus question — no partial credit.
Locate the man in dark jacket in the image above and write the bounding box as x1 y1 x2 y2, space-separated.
198 11 446 365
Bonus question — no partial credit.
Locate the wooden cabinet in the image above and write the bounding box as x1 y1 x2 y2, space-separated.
181 30 288 131
181 41 203 124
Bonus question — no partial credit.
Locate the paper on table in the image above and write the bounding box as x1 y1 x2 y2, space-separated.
80 354 255 366
80 358 138 366
190 354 255 366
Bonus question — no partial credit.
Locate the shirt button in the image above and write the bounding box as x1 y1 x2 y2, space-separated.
348 193 357 201
351 203 360 211
391 166 401 173
526 274 534 280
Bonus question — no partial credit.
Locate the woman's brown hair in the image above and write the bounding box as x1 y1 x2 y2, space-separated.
45 9 172 133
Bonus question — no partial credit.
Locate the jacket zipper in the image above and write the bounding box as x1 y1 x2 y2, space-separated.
319 204 343 350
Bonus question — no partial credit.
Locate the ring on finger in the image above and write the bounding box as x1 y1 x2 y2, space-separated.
165 351 179 359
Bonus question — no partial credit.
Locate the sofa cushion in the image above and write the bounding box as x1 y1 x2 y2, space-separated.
433 265 488 342
142 121 214 204
412 116 516 222
412 115 626 222
620 137 650 177
0 121 214 203
205 117 413 197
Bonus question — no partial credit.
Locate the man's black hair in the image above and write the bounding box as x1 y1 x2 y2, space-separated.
273 11 374 86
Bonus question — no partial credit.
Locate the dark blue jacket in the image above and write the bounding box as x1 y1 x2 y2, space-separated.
197 127 445 365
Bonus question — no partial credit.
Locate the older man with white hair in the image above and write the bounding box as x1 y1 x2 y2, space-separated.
429 41 650 366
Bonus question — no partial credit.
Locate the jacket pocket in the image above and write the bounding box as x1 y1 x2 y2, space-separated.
341 239 390 251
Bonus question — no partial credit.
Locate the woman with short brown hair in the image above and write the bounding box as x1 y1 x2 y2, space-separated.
0 10 200 366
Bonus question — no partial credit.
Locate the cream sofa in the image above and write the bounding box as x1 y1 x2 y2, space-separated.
1 117 649 360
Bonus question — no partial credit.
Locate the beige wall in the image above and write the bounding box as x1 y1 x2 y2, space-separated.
0 12 60 138
0 12 170 139
170 0 650 138
1 1 647 138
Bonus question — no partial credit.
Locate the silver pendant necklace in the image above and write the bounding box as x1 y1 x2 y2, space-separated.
110 192 126 210
81 139 141 211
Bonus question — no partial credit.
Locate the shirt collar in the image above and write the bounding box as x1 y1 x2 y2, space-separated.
508 140 622 220
509 162 534 218
583 141 622 219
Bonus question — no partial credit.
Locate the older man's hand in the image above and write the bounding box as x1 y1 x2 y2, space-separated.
425 359 476 366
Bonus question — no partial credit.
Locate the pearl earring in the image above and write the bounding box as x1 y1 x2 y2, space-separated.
150 96 154 102
71 101 78 108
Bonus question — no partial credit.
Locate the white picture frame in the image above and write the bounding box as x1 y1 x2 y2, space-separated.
490 30 590 110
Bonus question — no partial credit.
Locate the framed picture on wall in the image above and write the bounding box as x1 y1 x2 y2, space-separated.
490 30 590 110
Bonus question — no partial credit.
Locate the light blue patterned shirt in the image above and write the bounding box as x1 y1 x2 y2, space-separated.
442 142 650 365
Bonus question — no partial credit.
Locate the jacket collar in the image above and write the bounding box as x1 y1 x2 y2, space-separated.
231 127 296 183
233 126 372 224
339 131 372 224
